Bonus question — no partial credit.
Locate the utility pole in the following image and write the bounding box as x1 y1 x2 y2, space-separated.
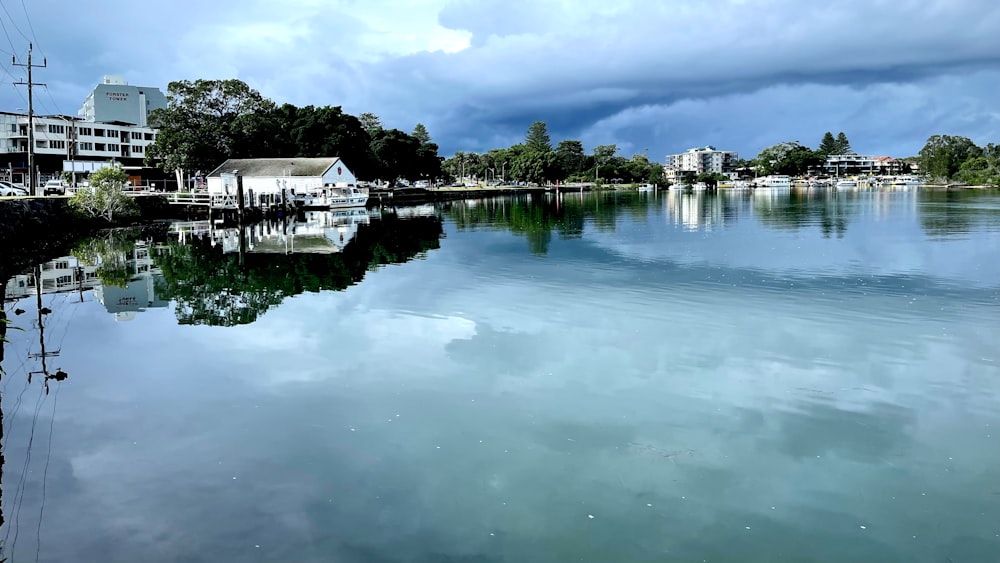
13 43 47 197
28 264 61 389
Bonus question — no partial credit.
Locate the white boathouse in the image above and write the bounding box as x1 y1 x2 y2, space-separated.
205 157 356 197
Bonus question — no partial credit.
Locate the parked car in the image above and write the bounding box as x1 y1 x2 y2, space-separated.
0 180 27 197
43 179 66 196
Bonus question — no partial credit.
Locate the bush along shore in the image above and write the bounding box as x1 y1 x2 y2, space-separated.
0 196 175 283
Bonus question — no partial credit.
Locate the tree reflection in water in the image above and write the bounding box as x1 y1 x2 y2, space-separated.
155 212 445 327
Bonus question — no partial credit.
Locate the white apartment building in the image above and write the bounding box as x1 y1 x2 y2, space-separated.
824 154 904 176
1 76 166 187
1 112 158 163
78 75 168 127
664 146 738 181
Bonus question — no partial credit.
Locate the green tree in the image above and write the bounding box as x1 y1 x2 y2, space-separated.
69 165 139 222
918 135 982 181
370 128 421 182
755 142 823 176
358 112 383 133
412 123 431 145
511 149 555 185
283 105 375 176
818 132 838 155
834 132 852 154
145 79 277 175
554 140 585 179
525 121 552 153
592 144 618 181
695 172 728 189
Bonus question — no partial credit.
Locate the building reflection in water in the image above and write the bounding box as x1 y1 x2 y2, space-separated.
169 208 376 255
662 189 752 232
4 240 169 322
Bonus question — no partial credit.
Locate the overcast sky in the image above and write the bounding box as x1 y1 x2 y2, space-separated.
4 0 1000 159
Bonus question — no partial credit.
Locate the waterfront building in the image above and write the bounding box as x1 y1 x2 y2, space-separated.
206 157 357 196
664 146 738 182
824 154 905 176
0 76 165 189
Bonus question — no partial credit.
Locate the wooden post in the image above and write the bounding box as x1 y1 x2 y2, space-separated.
236 175 245 221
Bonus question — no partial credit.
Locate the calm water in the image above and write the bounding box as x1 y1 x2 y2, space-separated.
2 188 999 562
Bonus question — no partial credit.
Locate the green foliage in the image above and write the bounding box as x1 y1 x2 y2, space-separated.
144 79 442 183
696 172 729 188
412 123 431 145
818 132 838 156
154 215 444 326
917 135 987 182
358 112 383 133
510 149 555 185
146 79 277 174
554 140 585 177
69 165 139 222
525 121 552 153
754 142 823 176
445 191 651 254
835 132 852 154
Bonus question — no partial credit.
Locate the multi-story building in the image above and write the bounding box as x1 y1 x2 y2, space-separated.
78 75 167 127
824 154 905 176
664 146 738 182
1 76 167 190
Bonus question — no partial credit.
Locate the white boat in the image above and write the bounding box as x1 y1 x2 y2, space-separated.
835 178 857 190
891 175 923 187
637 183 655 192
295 185 369 209
755 175 791 189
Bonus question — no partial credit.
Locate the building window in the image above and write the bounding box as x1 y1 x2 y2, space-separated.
95 143 106 151
131 132 142 140
108 144 119 152
79 142 93 151
51 140 66 149
79 127 92 136
48 124 65 134
132 145 144 154
94 129 105 137
144 132 154 141
56 275 73 285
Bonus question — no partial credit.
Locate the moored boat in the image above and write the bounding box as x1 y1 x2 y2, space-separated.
295 185 369 209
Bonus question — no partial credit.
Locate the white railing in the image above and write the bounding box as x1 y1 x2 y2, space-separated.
165 192 212 206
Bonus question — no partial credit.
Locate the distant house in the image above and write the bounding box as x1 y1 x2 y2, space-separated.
205 157 356 196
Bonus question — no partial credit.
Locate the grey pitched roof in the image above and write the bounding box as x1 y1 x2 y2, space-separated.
207 157 340 178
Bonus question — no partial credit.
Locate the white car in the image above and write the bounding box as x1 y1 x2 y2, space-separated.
43 179 67 196
0 180 27 197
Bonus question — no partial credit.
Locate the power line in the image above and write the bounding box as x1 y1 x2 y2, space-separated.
16 0 39 56
0 14 14 56
0 0 29 43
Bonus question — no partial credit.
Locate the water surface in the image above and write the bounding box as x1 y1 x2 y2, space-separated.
2 188 999 562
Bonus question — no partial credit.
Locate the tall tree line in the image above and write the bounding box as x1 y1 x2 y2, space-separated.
441 121 664 186
145 79 442 183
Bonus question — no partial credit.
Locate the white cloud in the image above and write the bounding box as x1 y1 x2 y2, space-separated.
7 0 1000 155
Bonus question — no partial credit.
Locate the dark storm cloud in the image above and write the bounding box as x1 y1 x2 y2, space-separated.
4 0 998 158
